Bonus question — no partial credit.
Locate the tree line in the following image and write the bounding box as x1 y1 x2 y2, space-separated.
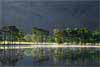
0 26 100 44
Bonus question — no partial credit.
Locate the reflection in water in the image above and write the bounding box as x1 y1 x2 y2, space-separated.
0 49 24 66
0 48 99 67
30 48 100 66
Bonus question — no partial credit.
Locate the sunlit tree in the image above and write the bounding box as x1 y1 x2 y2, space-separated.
53 29 64 43
32 27 49 43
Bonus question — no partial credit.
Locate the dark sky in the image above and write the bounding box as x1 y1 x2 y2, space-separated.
0 0 99 33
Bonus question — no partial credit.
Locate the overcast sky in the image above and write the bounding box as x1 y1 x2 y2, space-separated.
0 0 99 33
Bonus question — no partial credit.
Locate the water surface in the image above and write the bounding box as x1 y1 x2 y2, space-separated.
0 46 99 67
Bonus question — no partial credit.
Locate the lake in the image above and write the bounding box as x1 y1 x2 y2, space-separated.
0 45 99 67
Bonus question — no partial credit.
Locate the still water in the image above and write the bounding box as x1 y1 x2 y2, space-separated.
0 47 99 67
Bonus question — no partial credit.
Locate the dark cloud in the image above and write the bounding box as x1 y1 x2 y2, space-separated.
0 1 99 33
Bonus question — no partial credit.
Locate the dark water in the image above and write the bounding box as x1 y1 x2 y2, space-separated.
0 47 99 67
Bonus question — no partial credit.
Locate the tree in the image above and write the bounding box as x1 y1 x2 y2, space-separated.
53 29 64 43
63 28 72 43
92 30 100 43
63 28 79 43
1 26 24 41
24 34 32 42
32 27 49 42
0 30 3 41
77 28 90 43
63 28 92 43
48 36 55 43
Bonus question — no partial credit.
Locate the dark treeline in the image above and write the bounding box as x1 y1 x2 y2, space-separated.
0 26 100 44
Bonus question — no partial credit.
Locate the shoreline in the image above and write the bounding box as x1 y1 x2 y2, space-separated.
0 45 100 49
0 41 100 49
0 41 100 45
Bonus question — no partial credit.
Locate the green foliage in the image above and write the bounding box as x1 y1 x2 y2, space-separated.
63 28 100 43
32 27 49 42
53 29 64 43
24 34 32 42
48 36 55 42
92 30 100 43
24 27 100 43
0 26 24 41
0 26 100 43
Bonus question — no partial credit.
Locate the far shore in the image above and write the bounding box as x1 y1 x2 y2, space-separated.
0 41 100 49
0 41 100 45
